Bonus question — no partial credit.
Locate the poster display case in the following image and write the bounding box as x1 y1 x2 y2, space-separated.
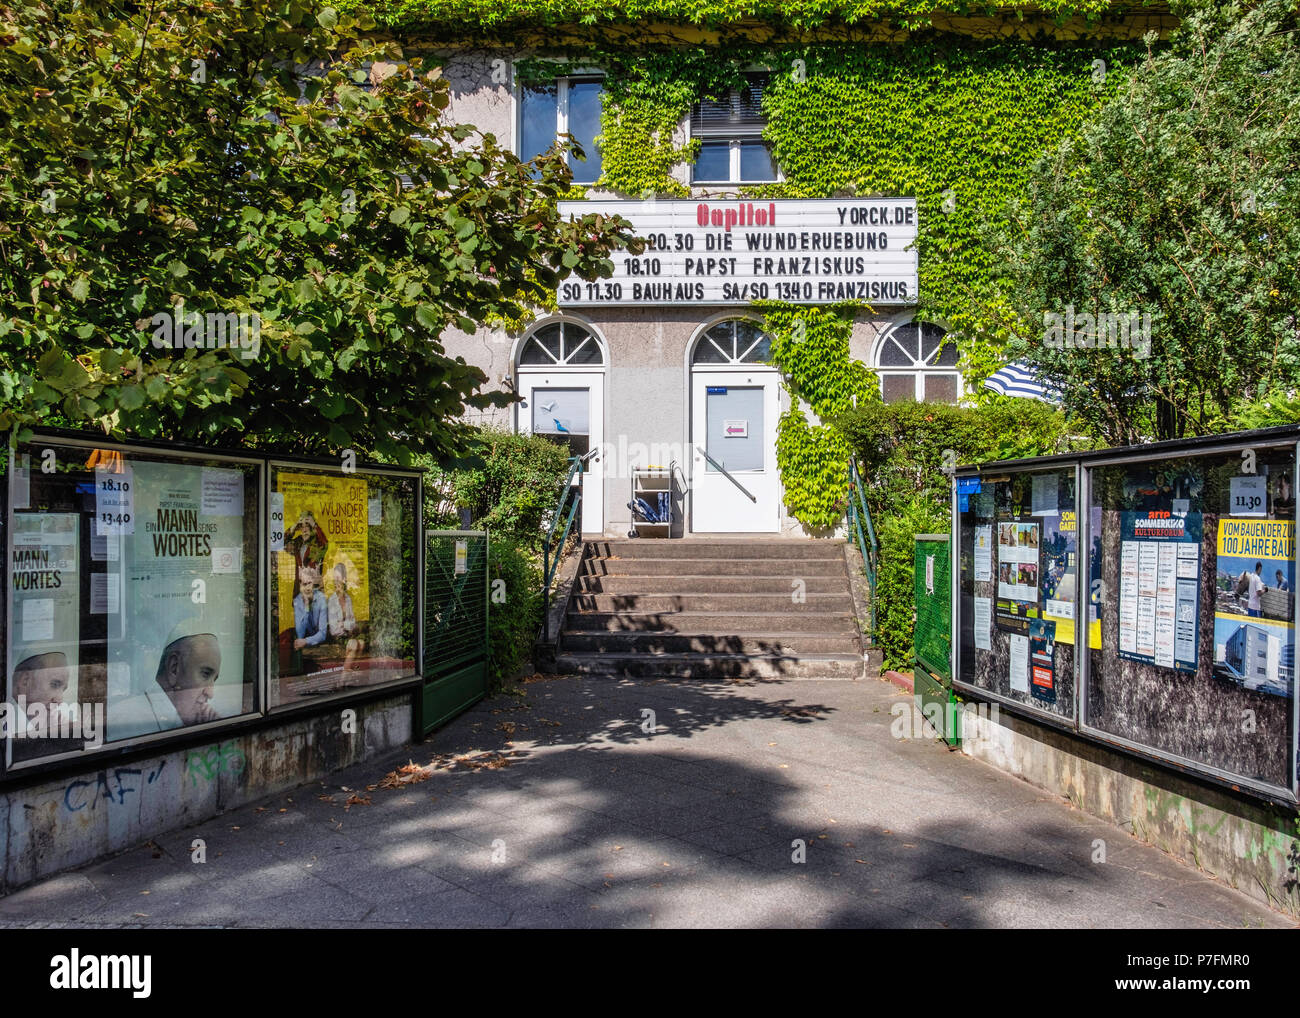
955 428 1300 803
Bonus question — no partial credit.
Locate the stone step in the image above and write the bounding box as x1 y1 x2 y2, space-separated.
588 539 845 561
575 574 851 595
570 592 856 614
559 631 862 656
554 652 865 680
581 557 846 577
564 610 858 633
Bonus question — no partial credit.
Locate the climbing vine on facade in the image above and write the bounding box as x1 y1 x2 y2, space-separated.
349 0 1159 528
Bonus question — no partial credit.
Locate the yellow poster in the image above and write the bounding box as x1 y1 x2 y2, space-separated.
275 473 370 680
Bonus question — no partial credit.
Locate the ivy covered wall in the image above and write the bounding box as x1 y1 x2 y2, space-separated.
339 1 1168 530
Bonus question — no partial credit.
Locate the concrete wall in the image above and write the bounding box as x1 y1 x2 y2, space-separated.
0 694 413 894
960 706 1300 917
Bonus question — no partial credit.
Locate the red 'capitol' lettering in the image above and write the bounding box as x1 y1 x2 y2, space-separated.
698 202 776 232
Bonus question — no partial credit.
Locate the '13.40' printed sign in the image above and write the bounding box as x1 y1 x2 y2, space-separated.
556 198 918 307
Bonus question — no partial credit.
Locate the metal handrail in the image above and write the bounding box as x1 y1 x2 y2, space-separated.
541 452 590 642
848 456 880 641
695 445 757 503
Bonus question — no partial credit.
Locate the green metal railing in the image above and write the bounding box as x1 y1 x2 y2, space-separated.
419 529 489 735
847 456 880 642
541 451 590 642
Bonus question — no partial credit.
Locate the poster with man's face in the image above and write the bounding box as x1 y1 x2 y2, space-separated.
105 460 254 742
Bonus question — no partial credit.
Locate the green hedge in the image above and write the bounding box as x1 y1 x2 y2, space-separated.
417 428 572 684
838 397 1080 667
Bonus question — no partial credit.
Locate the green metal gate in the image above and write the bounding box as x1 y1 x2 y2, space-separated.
913 533 957 745
419 530 489 736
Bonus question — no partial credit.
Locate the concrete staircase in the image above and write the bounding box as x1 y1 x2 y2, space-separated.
554 539 865 679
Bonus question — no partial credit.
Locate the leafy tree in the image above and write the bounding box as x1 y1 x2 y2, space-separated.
982 0 1300 444
0 0 639 462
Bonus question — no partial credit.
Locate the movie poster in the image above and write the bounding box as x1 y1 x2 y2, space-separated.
106 461 251 742
1117 509 1200 672
996 519 1040 631
1029 617 1057 703
6 513 81 734
274 473 371 689
1213 518 1295 698
1040 510 1078 646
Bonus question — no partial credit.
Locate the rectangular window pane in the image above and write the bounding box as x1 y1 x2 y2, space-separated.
956 468 1078 723
739 140 775 181
693 141 731 182
1085 449 1297 791
881 374 915 403
520 83 558 166
532 388 590 436
924 374 958 403
705 387 764 472
566 79 603 183
7 442 261 763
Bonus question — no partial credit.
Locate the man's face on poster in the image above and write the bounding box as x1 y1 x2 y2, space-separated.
300 573 317 601
14 653 69 715
160 635 221 724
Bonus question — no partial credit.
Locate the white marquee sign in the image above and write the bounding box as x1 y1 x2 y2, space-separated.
556 198 918 307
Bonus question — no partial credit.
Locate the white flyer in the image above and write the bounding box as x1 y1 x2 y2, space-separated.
269 492 285 552
211 547 242 575
94 464 135 536
974 597 992 651
1031 473 1059 516
1229 475 1267 517
368 496 383 526
1010 634 1030 692
974 525 992 582
201 467 245 516
21 598 54 642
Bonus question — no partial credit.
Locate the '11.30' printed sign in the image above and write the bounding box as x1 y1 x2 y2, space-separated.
556 198 918 307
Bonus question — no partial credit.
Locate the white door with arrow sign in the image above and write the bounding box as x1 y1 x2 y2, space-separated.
690 369 780 532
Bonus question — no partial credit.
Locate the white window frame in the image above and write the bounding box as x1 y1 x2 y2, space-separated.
874 321 964 403
687 69 781 186
512 64 605 181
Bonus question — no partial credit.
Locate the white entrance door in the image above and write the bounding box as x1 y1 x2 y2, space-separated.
690 370 780 533
519 372 604 535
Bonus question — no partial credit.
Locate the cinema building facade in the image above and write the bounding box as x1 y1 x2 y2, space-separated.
386 0 1178 537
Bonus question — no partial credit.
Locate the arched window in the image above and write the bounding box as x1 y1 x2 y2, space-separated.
691 319 772 365
876 321 960 403
518 320 605 366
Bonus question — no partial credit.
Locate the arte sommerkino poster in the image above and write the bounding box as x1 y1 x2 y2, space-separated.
1117 509 1200 672
106 461 250 742
274 472 370 689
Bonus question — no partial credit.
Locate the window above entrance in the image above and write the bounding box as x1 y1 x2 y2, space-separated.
690 73 778 185
518 320 605 366
875 320 961 404
692 319 772 365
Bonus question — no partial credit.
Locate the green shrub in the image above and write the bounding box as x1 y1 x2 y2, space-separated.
487 536 543 684
837 398 1084 666
418 427 572 546
875 496 949 671
407 428 574 686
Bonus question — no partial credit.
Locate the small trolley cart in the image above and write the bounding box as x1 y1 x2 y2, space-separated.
627 462 675 538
